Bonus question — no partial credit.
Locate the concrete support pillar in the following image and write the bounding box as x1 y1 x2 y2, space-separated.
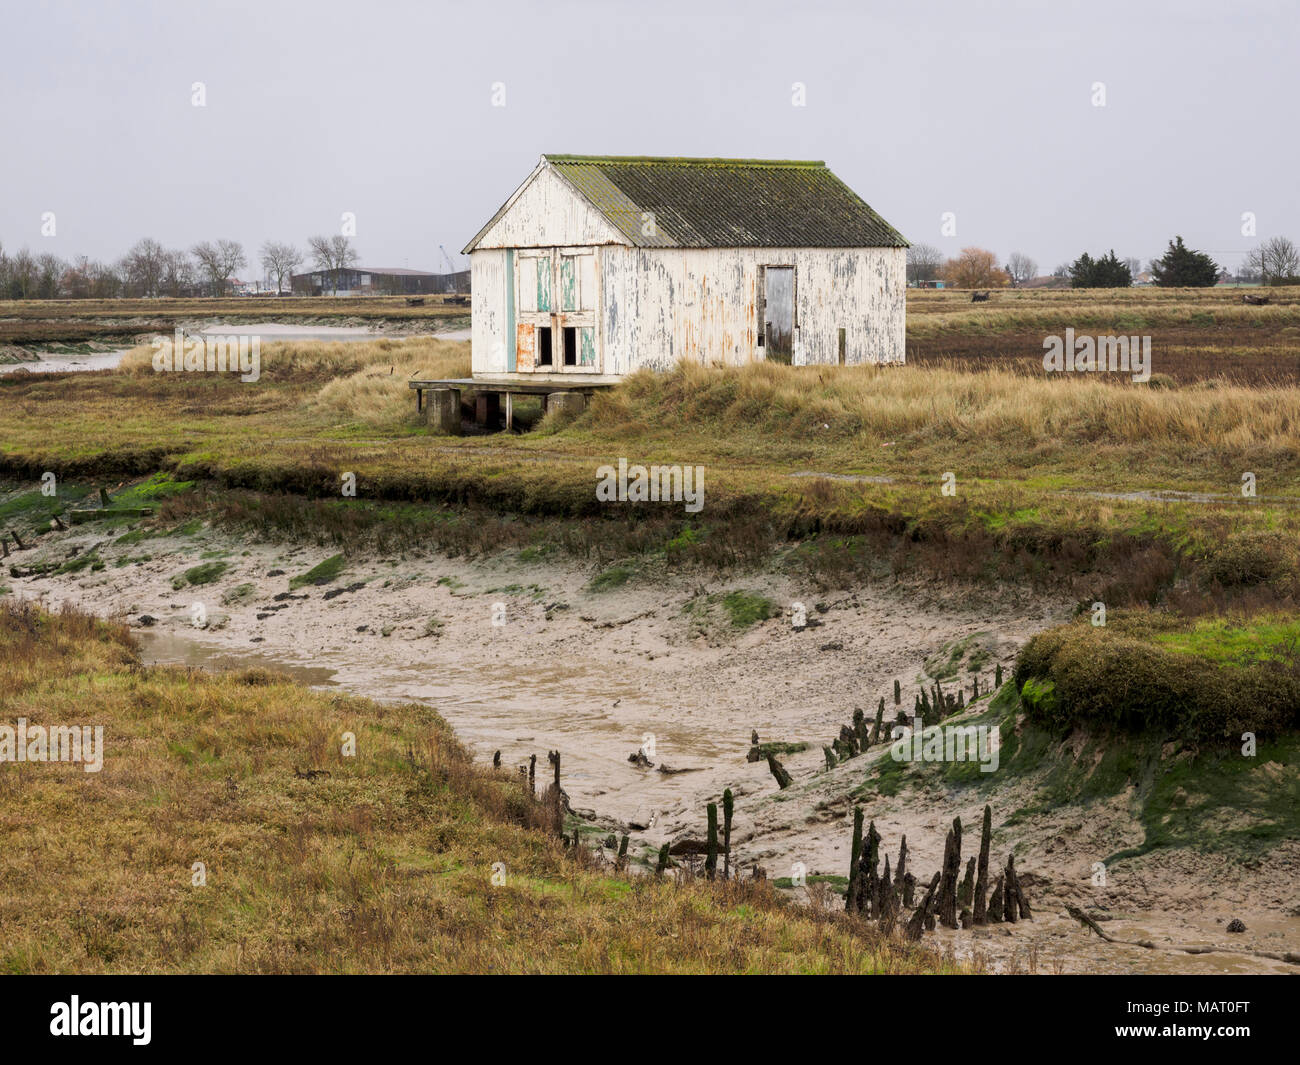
547 391 586 419
425 388 461 434
475 391 500 427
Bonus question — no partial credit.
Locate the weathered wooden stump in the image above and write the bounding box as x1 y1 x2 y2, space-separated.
766 753 792 789
705 802 719 879
905 872 941 941
846 807 864 912
973 804 992 925
958 856 975 907
938 817 962 929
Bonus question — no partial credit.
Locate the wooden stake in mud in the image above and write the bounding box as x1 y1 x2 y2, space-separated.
10 530 25 552
766 753 792 789
905 872 942 941
705 802 719 880
722 788 734 880
546 750 564 838
859 820 881 917
872 700 885 744
938 817 962 929
492 750 501 768
894 679 901 706
823 746 837 771
878 855 895 924
902 872 916 908
895 835 908 890
854 708 869 750
846 807 864 912
973 804 992 925
988 875 1004 923
1004 852 1031 920
995 663 1004 688
528 753 536 791
958 856 975 907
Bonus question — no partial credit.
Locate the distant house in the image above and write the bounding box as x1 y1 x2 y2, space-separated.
461 154 908 383
291 267 469 297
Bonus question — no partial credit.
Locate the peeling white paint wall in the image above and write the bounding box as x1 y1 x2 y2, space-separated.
601 246 904 375
472 165 625 251
470 249 508 375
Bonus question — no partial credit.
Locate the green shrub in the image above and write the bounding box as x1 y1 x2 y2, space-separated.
1203 532 1290 587
1015 622 1300 744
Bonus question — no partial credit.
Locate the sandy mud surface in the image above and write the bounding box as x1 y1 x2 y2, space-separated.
9 518 1298 973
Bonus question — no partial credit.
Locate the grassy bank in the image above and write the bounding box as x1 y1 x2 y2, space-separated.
3 320 1300 606
0 602 952 974
854 647 1300 863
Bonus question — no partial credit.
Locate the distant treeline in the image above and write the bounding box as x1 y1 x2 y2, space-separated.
0 234 464 300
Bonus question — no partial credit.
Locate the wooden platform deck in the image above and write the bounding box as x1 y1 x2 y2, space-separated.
409 376 616 431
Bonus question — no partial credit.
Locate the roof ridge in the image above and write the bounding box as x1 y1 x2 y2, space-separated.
545 154 826 168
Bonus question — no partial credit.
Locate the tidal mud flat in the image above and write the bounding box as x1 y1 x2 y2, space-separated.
10 516 1299 974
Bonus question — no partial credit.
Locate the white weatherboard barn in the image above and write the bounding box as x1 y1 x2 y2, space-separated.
462 155 908 384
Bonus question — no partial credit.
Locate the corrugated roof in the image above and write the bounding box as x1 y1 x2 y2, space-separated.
547 155 908 249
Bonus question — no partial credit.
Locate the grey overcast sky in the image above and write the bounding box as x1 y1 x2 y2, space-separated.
2 0 1295 277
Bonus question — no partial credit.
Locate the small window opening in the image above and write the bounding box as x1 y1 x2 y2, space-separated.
563 326 577 366
537 327 553 366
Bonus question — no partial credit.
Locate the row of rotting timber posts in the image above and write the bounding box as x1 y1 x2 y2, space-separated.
818 666 1005 772
846 804 1030 941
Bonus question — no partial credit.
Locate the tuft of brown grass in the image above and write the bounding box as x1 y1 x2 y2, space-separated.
0 602 954 974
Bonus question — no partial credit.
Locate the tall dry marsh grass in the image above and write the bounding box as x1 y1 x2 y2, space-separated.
598 358 1300 454
0 602 952 974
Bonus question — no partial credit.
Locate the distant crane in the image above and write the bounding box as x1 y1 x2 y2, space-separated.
439 244 468 295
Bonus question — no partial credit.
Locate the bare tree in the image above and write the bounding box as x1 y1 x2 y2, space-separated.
8 248 37 298
307 235 360 295
1124 257 1142 278
1006 252 1037 287
124 237 167 297
260 241 304 294
161 249 196 297
1245 236 1300 285
192 239 247 296
35 253 65 299
906 242 943 284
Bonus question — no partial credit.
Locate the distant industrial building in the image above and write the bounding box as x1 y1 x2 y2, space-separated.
291 266 470 296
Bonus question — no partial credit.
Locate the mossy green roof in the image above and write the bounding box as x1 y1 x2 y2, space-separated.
466 155 908 252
